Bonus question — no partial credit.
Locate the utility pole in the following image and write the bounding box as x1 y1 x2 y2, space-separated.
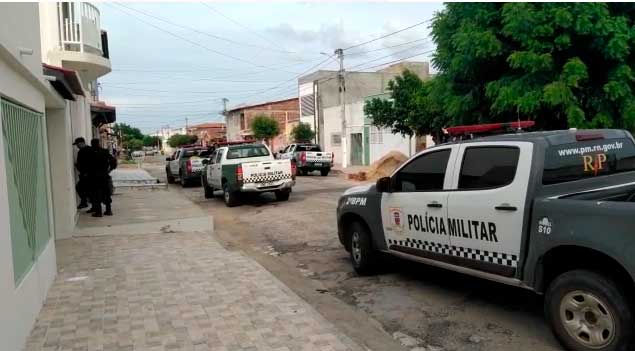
221 98 229 114
335 48 347 168
185 117 189 134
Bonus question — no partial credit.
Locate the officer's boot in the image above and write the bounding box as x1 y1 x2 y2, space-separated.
77 200 89 210
104 204 113 216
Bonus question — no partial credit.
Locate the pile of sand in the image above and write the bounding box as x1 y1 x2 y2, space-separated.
348 151 408 181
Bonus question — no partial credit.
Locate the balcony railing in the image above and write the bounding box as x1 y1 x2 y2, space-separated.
57 2 108 58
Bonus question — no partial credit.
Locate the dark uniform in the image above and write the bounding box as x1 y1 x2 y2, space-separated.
87 139 116 217
74 137 91 209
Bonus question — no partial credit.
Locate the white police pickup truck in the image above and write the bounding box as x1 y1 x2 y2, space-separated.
337 127 635 351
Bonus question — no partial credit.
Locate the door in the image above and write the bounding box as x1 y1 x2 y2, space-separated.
446 142 533 277
350 133 363 166
206 150 217 185
279 144 295 160
170 150 180 175
210 148 224 188
381 146 457 259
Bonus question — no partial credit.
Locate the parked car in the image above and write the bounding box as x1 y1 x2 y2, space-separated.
201 143 295 207
337 127 635 351
277 143 333 176
165 146 207 187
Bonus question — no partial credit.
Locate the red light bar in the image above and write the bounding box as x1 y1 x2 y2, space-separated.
576 133 604 141
445 121 535 136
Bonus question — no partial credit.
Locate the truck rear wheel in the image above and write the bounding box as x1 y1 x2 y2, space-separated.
202 176 215 199
166 169 175 184
545 270 634 351
223 183 240 207
348 222 377 276
320 168 330 177
275 189 290 201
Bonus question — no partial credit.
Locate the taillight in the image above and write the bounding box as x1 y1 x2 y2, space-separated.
186 160 192 173
236 165 243 184
291 162 297 179
300 152 306 163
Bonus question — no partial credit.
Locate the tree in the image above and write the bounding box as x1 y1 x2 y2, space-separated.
167 134 198 148
126 138 144 151
369 3 635 136
290 122 316 143
430 3 635 130
142 135 162 147
250 115 280 149
113 123 143 141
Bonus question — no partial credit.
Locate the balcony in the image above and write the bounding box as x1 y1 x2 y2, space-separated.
55 2 111 80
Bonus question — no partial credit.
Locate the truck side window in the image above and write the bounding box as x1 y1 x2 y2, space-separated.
393 149 450 192
209 151 217 164
215 149 223 163
458 147 519 190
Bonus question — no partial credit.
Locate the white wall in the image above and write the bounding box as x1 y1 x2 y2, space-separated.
0 4 57 351
47 105 77 239
225 114 242 141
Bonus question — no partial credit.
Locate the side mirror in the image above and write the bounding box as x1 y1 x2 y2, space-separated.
165 157 172 161
202 159 209 165
376 177 392 193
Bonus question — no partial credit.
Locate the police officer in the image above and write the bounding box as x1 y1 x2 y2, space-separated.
87 139 116 217
73 137 91 209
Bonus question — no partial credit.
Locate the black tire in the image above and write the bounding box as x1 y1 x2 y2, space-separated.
275 189 290 201
223 183 240 207
347 221 377 276
545 269 634 351
166 169 175 184
320 168 330 177
202 176 215 199
299 168 307 176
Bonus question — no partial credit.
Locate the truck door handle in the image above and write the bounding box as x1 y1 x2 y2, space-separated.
495 204 517 211
427 202 442 208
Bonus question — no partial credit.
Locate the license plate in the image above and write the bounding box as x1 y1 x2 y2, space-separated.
314 163 323 167
260 181 276 187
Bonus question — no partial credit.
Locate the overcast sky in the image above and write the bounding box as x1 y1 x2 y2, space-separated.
98 2 444 133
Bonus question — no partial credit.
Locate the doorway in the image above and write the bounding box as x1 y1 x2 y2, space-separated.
350 133 363 166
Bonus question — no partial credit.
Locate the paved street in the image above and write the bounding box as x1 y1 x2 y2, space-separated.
142 159 564 351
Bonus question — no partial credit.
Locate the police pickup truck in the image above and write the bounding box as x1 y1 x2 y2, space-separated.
165 146 207 187
337 128 635 351
277 143 333 176
201 143 295 207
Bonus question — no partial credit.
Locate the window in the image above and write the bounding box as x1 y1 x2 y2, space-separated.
215 149 224 163
226 145 270 159
459 147 519 190
370 127 383 144
543 138 635 185
331 133 342 146
393 149 451 191
296 144 321 152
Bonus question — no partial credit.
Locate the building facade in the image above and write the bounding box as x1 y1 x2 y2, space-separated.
0 4 64 350
298 62 432 167
225 98 300 151
187 122 226 147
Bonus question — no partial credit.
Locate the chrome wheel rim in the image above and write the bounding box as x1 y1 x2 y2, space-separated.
224 189 229 202
351 232 362 263
560 290 615 349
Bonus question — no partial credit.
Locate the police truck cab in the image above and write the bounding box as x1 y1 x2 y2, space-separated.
337 123 635 351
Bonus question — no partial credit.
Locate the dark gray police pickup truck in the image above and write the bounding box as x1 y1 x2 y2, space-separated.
337 129 635 351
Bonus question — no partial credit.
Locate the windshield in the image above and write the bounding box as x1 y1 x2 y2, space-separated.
182 149 205 158
296 144 321 152
226 145 270 159
543 138 635 184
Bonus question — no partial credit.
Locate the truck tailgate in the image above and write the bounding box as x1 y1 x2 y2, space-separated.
305 151 332 163
242 159 293 183
188 156 205 173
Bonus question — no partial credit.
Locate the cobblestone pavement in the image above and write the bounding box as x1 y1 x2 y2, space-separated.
25 231 363 351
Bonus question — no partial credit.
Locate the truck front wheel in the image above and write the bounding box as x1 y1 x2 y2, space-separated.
545 270 633 351
320 168 330 177
202 176 215 199
348 222 377 276
166 168 175 184
223 183 240 207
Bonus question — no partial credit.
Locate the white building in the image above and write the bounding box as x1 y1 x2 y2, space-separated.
0 3 115 349
38 1 115 240
298 62 434 167
151 126 187 154
0 4 63 350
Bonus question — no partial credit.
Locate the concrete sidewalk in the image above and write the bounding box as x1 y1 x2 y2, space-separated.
25 188 363 351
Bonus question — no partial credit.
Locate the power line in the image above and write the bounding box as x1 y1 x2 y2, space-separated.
355 49 434 71
199 2 290 54
347 42 429 70
101 84 266 94
106 3 298 72
343 19 430 51
115 2 295 55
345 38 429 57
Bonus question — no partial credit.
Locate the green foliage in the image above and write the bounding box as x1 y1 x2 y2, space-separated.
126 138 144 151
374 3 635 136
250 115 280 141
290 122 315 143
142 135 162 147
167 134 198 148
113 123 143 141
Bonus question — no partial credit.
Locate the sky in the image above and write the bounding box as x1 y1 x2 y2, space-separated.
98 2 445 134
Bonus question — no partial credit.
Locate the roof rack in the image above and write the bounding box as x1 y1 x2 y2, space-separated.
443 120 535 142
